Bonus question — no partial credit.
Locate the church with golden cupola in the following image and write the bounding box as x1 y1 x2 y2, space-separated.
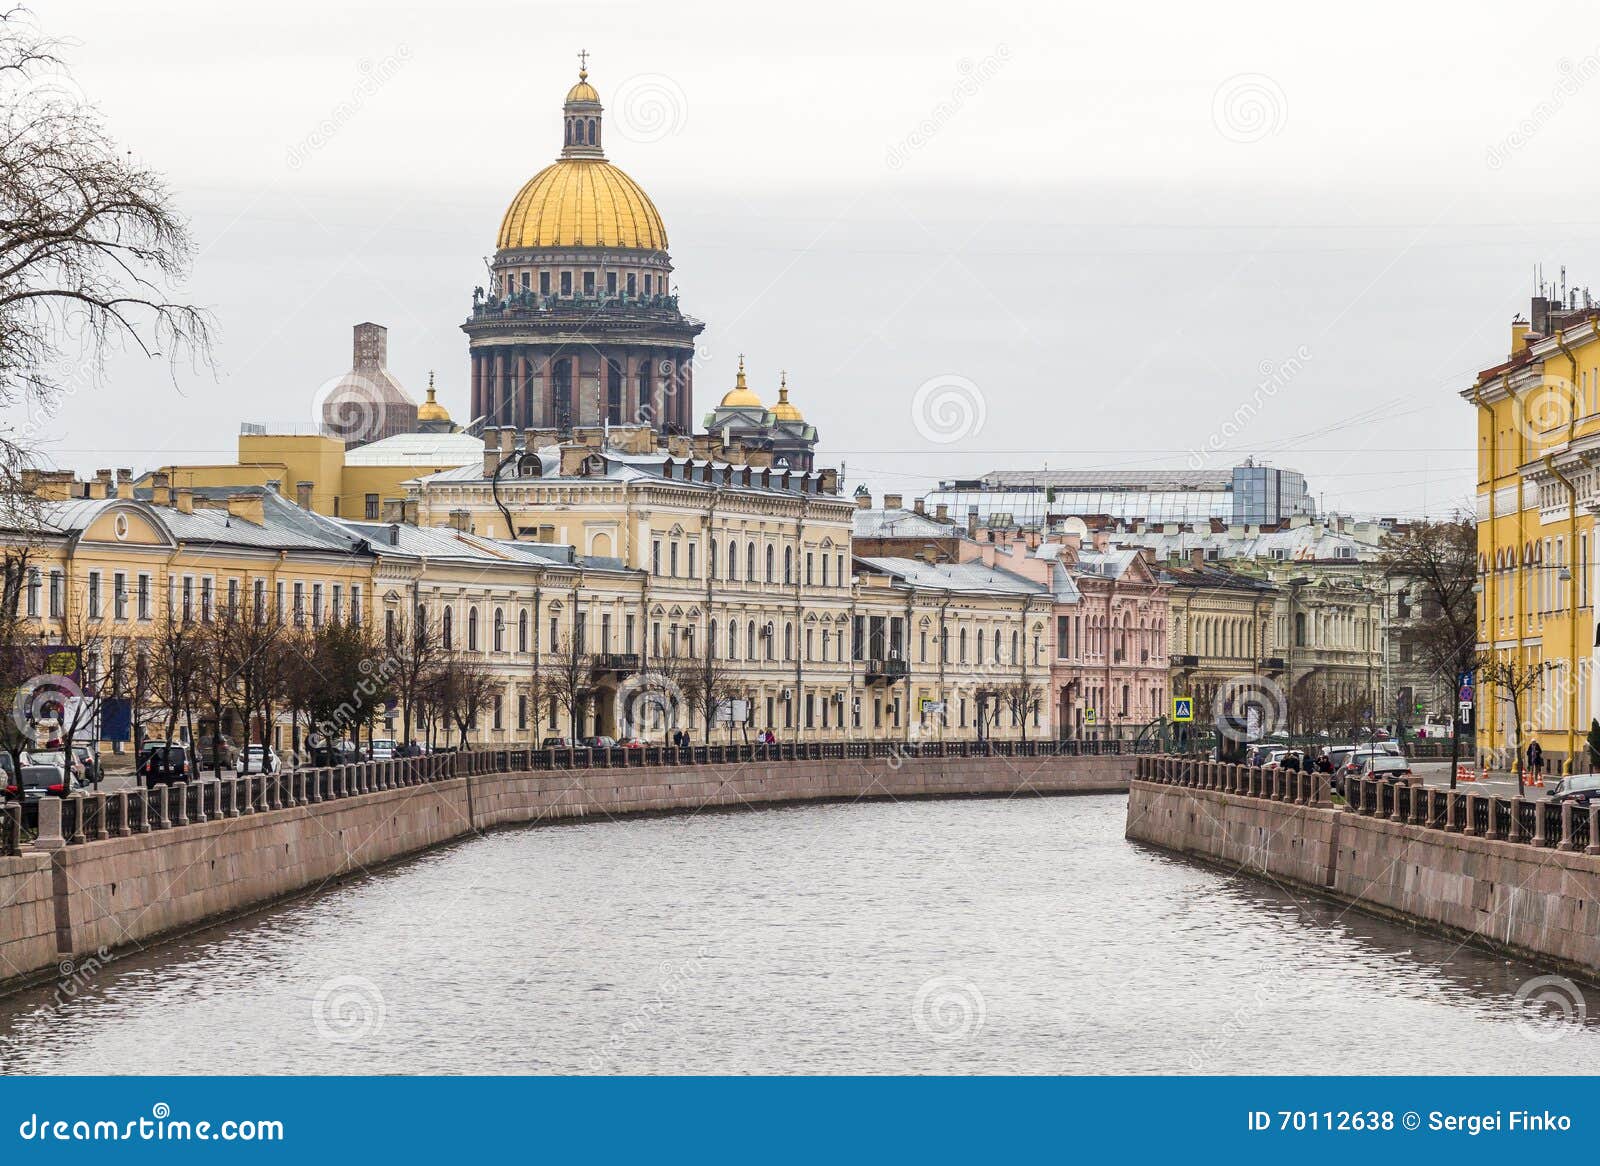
462 58 704 436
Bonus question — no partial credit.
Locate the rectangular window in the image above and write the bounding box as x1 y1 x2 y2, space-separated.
644 273 653 295
583 270 595 295
312 583 324 626
253 578 267 625
87 571 102 619
333 583 343 623
669 543 679 577
606 271 617 295
625 614 635 654
226 577 239 617
26 568 39 617
49 570 63 618
687 543 697 578
137 573 151 620
351 585 362 626
540 271 551 296
493 695 503 731
276 580 286 621
652 540 662 575
806 553 814 585
181 576 194 622
560 271 572 295
365 494 380 520
1057 616 1069 659
626 272 636 296
293 581 305 627
201 577 213 622
113 572 128 621
518 695 528 730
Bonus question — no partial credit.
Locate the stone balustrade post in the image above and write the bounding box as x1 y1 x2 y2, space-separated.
171 782 190 826
1389 782 1407 823
1313 772 1331 807
31 797 63 850
1533 799 1547 846
189 782 207 825
64 794 86 844
1445 790 1458 832
151 785 170 828
1509 798 1525 842
1463 792 1480 836
111 790 131 837
1559 802 1576 851
87 792 108 840
1589 805 1600 856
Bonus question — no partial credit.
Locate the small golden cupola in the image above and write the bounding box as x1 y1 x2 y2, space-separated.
417 371 451 423
770 371 804 421
719 355 764 409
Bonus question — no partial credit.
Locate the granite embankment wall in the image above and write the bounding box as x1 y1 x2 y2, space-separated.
1126 756 1600 975
0 750 1133 991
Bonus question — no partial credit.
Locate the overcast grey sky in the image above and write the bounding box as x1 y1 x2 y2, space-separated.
22 0 1600 516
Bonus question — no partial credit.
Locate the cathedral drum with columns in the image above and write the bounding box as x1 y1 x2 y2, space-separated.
463 61 704 436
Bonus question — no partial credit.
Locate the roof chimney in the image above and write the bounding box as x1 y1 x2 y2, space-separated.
913 498 926 514
226 493 265 526
935 503 949 522
482 428 502 478
1190 547 1205 568
855 491 872 510
448 508 471 533
150 472 171 507
295 481 314 510
174 487 194 514
884 493 903 510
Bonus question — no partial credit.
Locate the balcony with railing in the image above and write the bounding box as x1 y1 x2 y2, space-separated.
865 657 909 685
590 652 641 676
468 289 700 329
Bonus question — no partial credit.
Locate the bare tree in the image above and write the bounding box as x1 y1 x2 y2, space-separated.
1474 653 1552 796
548 632 593 741
0 8 213 479
147 609 203 764
433 651 497 749
1382 516 1477 785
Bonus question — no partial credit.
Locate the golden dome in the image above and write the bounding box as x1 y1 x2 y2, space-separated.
497 158 667 251
496 61 669 253
770 373 803 421
719 356 763 408
417 373 450 422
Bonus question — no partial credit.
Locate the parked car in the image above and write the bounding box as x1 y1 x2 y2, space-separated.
1553 774 1600 808
25 748 86 784
1359 755 1415 782
195 735 239 770
581 736 618 750
70 743 101 786
137 743 192 786
4 763 83 803
616 737 644 749
369 739 397 761
309 740 363 767
541 736 574 748
236 745 280 775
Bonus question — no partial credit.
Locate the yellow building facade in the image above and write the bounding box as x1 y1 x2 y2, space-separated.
1467 298 1599 773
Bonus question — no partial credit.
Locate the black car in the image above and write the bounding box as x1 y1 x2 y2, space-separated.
137 744 192 786
1554 775 1600 808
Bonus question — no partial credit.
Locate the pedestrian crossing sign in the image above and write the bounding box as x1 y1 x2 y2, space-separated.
1172 697 1194 723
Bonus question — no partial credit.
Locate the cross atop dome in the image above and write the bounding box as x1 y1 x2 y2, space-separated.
578 48 589 78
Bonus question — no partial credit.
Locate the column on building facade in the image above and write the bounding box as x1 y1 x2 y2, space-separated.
513 348 528 429
489 349 504 426
470 350 483 423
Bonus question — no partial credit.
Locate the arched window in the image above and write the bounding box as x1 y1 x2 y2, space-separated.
442 605 453 650
493 608 505 652
518 610 529 653
747 622 756 659
468 607 479 651
977 629 985 662
728 619 739 659
766 545 775 583
746 543 756 580
728 540 739 581
709 539 718 579
784 547 793 584
587 117 597 143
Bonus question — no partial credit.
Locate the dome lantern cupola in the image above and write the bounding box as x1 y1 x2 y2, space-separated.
770 371 804 421
719 354 764 409
562 50 604 158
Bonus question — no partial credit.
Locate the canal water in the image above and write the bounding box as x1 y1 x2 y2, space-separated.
0 794 1596 1074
